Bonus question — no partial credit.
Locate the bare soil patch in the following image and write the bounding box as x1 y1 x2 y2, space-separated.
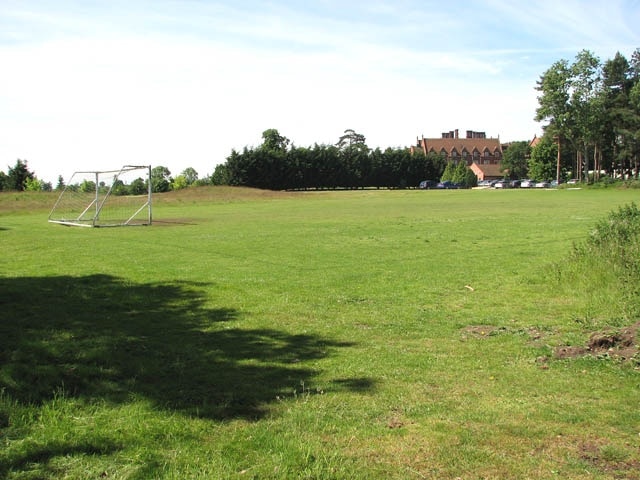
461 325 545 342
554 321 640 362
461 325 502 338
577 439 640 479
462 322 639 364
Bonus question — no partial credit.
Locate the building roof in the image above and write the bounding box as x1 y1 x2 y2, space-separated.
529 135 541 148
470 163 503 177
421 137 502 155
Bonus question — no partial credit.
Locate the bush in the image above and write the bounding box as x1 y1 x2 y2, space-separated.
557 202 640 326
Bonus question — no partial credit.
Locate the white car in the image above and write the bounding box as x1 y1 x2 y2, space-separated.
535 181 551 188
520 179 536 188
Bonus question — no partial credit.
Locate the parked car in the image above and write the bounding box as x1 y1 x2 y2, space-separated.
494 180 509 189
520 179 536 188
550 179 563 188
535 181 551 188
436 181 459 189
509 180 521 188
419 180 438 189
567 178 578 184
477 180 492 187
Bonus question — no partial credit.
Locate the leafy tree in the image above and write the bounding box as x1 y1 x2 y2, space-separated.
0 171 7 191
451 161 477 188
130 177 147 195
56 175 66 191
535 59 576 178
528 136 558 181
535 59 573 139
336 129 366 150
6 159 34 191
336 129 369 188
261 128 290 152
440 162 455 182
151 166 171 193
210 164 230 186
110 179 126 196
628 80 640 177
172 175 188 190
80 179 96 193
181 167 198 185
502 141 531 179
570 50 604 181
452 161 467 185
24 177 44 191
425 151 447 182
464 167 478 188
603 51 638 179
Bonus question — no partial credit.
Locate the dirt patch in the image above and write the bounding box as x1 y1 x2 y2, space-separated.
554 321 640 362
577 439 640 479
462 322 639 363
461 325 502 338
461 325 546 343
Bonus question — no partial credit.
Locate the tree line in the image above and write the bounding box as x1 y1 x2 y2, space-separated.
0 161 205 194
533 48 640 181
209 128 470 190
0 160 51 192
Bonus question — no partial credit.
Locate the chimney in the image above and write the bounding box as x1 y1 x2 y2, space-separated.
455 129 459 139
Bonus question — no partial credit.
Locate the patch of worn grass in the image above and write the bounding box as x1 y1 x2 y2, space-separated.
1 187 639 479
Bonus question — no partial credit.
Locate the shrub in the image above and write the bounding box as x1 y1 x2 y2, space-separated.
559 203 640 326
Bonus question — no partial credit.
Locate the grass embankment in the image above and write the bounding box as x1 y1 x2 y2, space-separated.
1 187 639 479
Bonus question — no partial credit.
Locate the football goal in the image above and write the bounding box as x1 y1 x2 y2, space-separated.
49 165 152 227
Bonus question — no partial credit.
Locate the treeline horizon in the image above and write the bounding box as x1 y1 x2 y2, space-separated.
209 128 463 190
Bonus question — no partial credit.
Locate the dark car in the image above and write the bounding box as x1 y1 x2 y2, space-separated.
419 180 438 189
436 181 459 189
509 180 521 188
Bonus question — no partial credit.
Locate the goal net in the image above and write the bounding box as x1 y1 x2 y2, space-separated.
49 165 152 227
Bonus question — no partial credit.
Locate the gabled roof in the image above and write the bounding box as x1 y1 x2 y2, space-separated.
421 137 502 155
470 162 503 177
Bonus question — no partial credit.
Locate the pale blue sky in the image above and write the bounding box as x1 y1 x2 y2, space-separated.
1 0 639 182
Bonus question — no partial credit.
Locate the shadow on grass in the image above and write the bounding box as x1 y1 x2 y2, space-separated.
0 440 121 478
0 274 369 420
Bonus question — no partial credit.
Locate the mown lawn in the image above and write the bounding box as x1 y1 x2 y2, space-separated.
1 187 639 479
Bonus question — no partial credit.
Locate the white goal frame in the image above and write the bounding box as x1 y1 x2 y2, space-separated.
48 165 153 227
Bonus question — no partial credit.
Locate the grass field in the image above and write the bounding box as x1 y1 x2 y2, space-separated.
1 186 639 479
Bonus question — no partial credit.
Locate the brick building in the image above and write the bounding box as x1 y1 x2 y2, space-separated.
412 129 505 180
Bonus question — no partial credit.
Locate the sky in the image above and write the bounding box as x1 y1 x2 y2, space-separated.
1 0 639 183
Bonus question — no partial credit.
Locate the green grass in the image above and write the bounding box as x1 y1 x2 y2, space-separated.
1 187 639 479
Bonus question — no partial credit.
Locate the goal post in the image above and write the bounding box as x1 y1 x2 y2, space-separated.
49 165 153 227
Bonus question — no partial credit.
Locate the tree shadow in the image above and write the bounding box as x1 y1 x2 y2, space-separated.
0 440 122 478
0 274 371 420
